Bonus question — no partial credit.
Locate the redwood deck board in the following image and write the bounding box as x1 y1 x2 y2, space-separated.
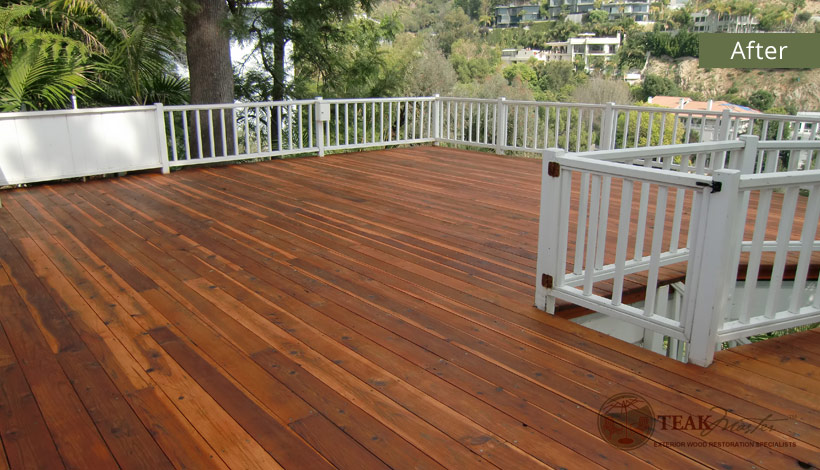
0 146 818 469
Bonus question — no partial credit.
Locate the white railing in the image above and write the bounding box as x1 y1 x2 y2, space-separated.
536 137 820 366
3 96 818 185
322 97 436 153
164 100 319 169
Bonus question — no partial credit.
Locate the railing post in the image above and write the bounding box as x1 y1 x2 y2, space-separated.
684 169 742 366
737 134 759 174
535 148 567 313
433 94 441 145
599 102 615 150
716 108 732 141
495 97 507 155
154 103 170 174
314 97 327 157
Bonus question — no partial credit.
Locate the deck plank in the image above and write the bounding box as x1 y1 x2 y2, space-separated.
1 146 818 470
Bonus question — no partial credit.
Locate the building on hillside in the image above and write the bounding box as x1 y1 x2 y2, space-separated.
494 4 542 27
600 1 651 22
543 0 596 20
544 0 652 21
691 9 759 33
500 33 621 72
546 33 621 70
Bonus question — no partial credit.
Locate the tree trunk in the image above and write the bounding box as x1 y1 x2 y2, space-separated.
271 0 287 102
184 0 234 157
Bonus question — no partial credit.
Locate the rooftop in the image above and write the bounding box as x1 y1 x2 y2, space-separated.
0 146 818 469
648 96 763 114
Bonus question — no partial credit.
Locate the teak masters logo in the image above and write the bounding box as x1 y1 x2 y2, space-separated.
597 393 655 450
598 392 799 452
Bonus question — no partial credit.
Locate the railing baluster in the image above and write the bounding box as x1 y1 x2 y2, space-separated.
564 107 571 150
533 106 540 149
612 179 634 306
633 182 650 261
277 106 283 151
557 169 572 286
595 176 611 270
789 184 820 313
583 175 602 295
168 111 178 162
574 173 590 275
194 110 203 159
287 105 293 150
644 185 668 317
419 101 425 140
362 102 367 144
523 105 529 148
208 109 216 158
513 105 519 147
646 112 655 147
266 106 272 152
669 189 686 252
543 106 550 148
764 186 799 318
575 108 582 152
243 107 250 154
396 101 401 140
622 111 630 149
256 107 262 153
467 102 473 143
307 104 313 148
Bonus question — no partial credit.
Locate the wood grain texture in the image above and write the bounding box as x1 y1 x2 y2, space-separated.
0 146 818 469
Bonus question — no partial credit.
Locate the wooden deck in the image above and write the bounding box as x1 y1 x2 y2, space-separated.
0 146 818 470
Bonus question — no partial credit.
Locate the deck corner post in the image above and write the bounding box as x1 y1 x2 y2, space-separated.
432 94 441 145
314 97 326 157
154 103 171 175
535 148 567 313
495 97 507 155
599 102 616 150
684 169 743 366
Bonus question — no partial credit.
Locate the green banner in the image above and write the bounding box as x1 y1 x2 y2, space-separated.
699 34 820 69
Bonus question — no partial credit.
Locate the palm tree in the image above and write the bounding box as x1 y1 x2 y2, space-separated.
0 0 119 111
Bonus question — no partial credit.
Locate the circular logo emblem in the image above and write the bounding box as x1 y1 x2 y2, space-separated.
597 393 655 450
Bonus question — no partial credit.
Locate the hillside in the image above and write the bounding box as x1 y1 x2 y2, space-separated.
645 57 820 112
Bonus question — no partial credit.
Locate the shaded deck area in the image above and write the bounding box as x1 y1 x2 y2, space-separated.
0 147 818 469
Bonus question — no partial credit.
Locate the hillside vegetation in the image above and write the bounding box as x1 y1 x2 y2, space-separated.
646 57 820 112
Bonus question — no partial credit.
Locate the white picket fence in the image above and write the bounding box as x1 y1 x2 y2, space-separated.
535 136 820 366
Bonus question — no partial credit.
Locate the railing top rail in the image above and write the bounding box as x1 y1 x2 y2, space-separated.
572 140 745 162
557 152 714 189
321 96 436 104
739 168 820 190
757 140 820 150
610 103 724 117
165 99 318 111
438 96 497 104
734 111 820 123
503 99 606 109
0 105 157 120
